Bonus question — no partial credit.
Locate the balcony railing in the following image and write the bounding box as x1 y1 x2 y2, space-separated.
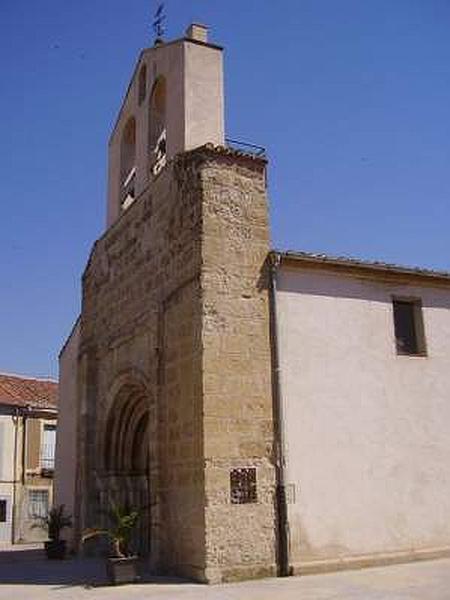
40 444 55 472
225 138 266 158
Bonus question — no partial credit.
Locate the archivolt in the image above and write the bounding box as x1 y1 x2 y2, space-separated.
102 381 150 474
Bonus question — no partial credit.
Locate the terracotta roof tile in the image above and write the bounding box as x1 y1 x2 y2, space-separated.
0 373 58 410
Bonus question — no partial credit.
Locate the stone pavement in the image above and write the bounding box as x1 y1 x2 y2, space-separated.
0 547 450 600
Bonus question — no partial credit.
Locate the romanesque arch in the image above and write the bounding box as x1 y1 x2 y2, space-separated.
148 76 167 175
148 76 166 151
138 63 147 105
98 376 152 556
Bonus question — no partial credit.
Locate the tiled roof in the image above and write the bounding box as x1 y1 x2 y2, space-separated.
0 373 58 410
272 250 450 284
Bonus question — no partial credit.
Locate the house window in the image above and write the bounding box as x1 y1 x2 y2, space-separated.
0 500 7 523
28 489 49 519
41 424 56 470
392 299 426 356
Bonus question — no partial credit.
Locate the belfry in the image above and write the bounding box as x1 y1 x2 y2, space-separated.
107 23 224 226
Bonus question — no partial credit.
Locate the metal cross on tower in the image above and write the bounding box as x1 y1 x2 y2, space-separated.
153 3 166 41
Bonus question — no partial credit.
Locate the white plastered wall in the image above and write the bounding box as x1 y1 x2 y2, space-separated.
0 415 15 543
276 266 450 570
184 42 224 151
54 320 80 546
0 415 15 483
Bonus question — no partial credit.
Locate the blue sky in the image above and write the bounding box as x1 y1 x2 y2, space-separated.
1 0 450 378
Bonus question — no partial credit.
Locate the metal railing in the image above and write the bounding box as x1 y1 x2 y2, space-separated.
225 138 266 158
40 445 55 471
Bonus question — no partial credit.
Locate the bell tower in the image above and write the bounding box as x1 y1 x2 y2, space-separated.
59 20 276 583
106 24 225 227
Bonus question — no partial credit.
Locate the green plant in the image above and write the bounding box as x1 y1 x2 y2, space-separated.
32 504 73 541
82 503 140 558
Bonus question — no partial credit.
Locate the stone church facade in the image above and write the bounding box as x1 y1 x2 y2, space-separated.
55 24 450 583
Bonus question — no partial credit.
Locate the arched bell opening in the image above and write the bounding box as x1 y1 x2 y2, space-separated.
119 116 137 210
138 63 147 105
100 383 151 557
148 76 167 176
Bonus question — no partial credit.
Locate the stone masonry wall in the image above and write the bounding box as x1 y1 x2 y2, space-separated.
199 150 277 582
77 146 276 582
78 156 206 580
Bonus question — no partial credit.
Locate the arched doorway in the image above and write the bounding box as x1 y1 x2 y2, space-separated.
100 382 151 556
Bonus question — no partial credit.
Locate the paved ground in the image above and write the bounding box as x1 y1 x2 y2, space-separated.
0 547 450 599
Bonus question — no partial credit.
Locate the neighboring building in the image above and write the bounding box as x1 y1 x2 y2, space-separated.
0 373 58 544
55 23 450 583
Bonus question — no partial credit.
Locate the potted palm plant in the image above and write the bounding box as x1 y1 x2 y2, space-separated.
82 503 141 585
32 504 73 559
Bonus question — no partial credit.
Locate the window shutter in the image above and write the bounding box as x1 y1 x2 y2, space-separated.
26 419 41 471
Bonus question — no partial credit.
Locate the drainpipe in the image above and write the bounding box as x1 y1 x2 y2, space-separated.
21 413 27 485
11 407 20 544
268 251 290 576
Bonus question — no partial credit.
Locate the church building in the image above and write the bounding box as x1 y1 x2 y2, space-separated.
55 24 450 583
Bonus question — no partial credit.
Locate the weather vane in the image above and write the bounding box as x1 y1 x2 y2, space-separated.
153 3 166 42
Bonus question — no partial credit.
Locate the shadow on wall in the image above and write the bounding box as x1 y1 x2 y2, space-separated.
277 266 450 310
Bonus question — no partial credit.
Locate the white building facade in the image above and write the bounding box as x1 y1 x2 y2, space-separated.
273 251 450 573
